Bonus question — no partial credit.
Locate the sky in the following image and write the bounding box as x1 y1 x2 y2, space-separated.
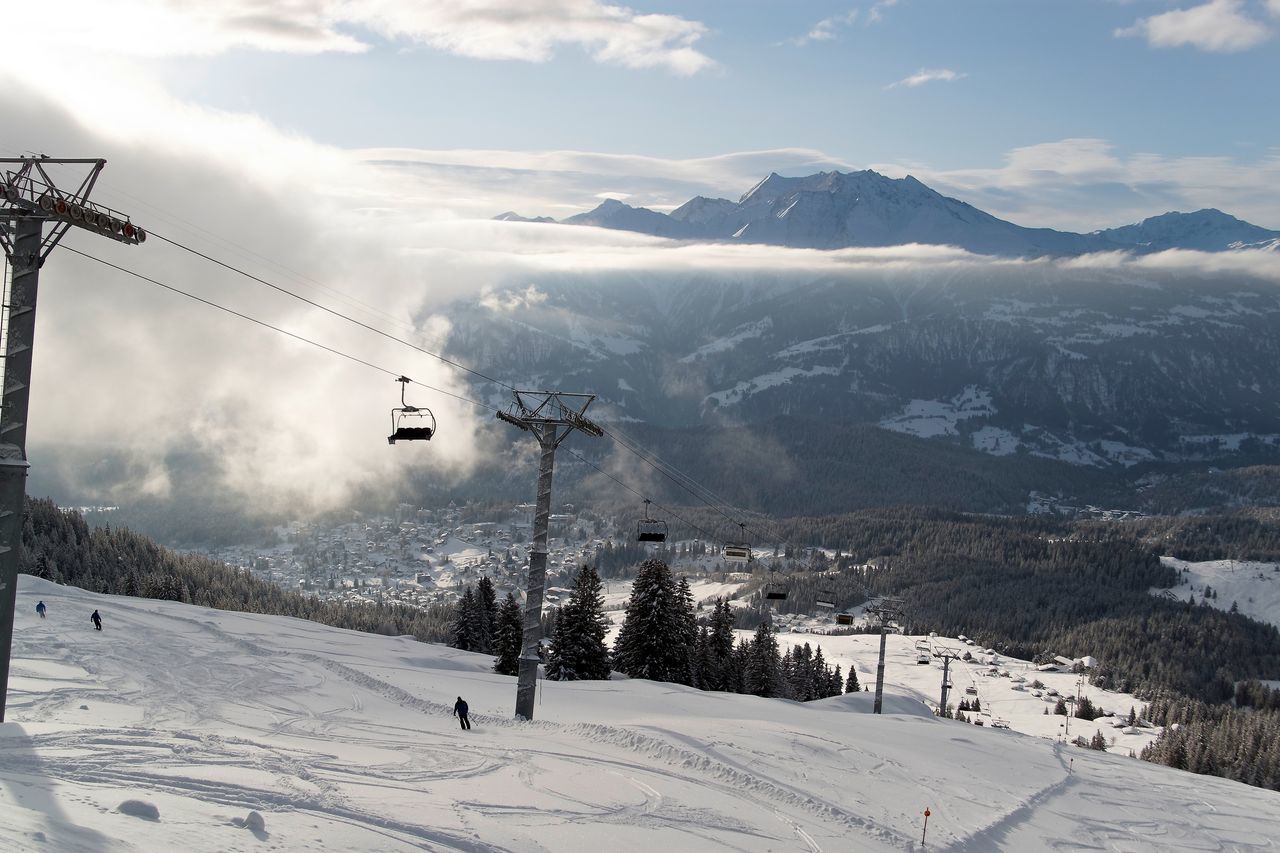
3 0 1279 229
1 0 1278 509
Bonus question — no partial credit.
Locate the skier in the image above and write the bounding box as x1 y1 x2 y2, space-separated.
453 696 471 730
36 601 46 618
90 609 102 631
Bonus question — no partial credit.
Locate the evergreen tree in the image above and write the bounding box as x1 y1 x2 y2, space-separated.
744 620 781 697
475 575 498 654
546 565 611 681
845 667 861 693
450 587 479 651
493 592 524 676
707 598 737 691
613 559 688 682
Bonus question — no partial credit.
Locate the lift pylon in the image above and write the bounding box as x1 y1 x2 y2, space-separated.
0 157 143 722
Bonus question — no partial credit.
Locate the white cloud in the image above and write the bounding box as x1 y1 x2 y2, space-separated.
1267 0 1280 17
9 0 715 74
886 68 966 89
867 0 900 24
791 9 858 46
873 138 1280 231
1116 0 1272 52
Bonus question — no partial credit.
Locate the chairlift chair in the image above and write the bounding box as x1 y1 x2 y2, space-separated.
724 522 753 565
387 376 436 444
836 613 854 625
815 589 836 609
635 499 668 543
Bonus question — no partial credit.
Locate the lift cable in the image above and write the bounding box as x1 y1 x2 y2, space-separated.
67 226 776 549
62 246 500 413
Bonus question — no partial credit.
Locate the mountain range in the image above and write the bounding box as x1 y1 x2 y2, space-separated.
496 169 1280 257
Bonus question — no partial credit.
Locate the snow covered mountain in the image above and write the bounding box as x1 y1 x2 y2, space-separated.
7 574 1279 851
495 170 1278 257
1094 209 1280 252
446 263 1280 470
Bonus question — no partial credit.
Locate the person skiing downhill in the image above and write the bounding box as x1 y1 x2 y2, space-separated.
35 601 46 618
453 696 471 730
90 609 102 631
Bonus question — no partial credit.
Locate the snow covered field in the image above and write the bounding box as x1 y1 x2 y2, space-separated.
5 575 1279 851
1157 556 1280 630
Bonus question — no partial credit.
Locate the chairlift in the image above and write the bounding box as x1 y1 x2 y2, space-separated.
635 499 668 543
815 589 836 609
723 522 753 565
387 376 436 444
836 613 854 625
763 563 788 601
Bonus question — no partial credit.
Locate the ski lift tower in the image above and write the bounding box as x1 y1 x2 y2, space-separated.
496 390 601 721
933 644 963 716
0 157 144 722
865 598 905 715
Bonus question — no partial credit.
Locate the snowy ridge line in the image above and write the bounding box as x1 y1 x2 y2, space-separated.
314 656 909 847
2 727 495 851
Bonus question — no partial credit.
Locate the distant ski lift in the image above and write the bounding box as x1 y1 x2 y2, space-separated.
916 653 931 665
836 613 854 625
636 499 668 543
724 522 753 564
764 562 788 601
815 589 836 609
387 376 435 444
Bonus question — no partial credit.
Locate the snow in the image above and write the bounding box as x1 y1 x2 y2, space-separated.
879 386 995 439
705 365 842 406
678 318 772 363
6 575 1280 852
971 426 1021 456
1156 557 1280 630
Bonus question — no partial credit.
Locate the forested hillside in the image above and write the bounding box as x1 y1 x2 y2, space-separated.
19 498 452 641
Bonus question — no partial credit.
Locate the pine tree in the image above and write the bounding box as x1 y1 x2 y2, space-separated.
546 565 611 681
707 598 737 691
845 666 860 693
493 592 524 676
745 620 781 697
450 587 478 651
613 559 687 682
475 575 498 654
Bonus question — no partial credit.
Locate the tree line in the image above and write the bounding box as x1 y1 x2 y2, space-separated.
21 498 454 641
449 559 855 703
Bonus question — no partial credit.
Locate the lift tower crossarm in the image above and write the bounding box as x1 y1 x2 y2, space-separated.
496 390 601 721
0 157 143 722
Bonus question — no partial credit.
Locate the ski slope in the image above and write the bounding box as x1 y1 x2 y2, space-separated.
4 576 1278 851
1158 556 1280 630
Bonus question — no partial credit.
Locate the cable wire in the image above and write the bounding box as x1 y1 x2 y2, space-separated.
62 246 499 413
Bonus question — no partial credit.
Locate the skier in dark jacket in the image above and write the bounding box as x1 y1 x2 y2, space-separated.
36 601 46 618
453 696 471 730
90 609 102 631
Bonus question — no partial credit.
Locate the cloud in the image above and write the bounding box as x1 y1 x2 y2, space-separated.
886 68 966 89
1269 0 1280 16
10 0 715 74
1116 0 1272 52
4 58 1279 511
886 138 1280 231
791 9 858 46
867 0 900 24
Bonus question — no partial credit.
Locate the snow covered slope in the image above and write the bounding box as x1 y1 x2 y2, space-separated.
5 575 1279 851
1157 556 1280 630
